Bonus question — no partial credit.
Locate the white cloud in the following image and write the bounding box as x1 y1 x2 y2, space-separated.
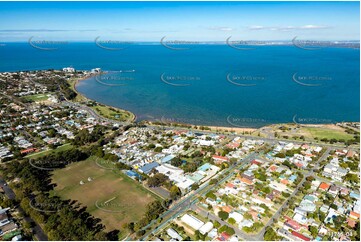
300 25 329 29
247 25 330 31
208 26 234 31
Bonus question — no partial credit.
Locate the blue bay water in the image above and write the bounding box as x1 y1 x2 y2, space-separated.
0 43 359 127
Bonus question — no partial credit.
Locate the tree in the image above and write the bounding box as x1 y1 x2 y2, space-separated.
218 211 229 220
206 191 217 200
219 225 235 235
169 185 181 200
147 173 168 187
213 220 221 228
191 183 199 190
243 212 252 220
171 157 182 167
228 217 236 225
264 227 280 241
309 226 318 238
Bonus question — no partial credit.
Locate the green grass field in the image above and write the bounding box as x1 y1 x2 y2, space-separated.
51 156 157 232
25 143 73 159
22 93 52 102
93 104 135 122
303 127 354 141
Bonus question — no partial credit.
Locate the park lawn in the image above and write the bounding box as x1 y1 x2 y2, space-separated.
51 156 157 232
68 78 88 102
22 93 52 102
302 127 354 141
92 104 135 122
25 143 73 159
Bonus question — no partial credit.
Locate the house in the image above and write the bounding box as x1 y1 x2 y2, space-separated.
138 162 159 174
269 181 288 192
222 205 232 213
212 155 229 164
340 188 350 196
319 182 330 192
284 219 301 231
350 191 360 199
229 211 243 224
240 177 253 185
347 218 357 228
161 155 175 164
350 211 360 220
328 185 339 196
63 67 75 72
166 228 183 241
177 179 195 194
293 213 307 225
199 222 213 235
216 232 231 241
291 231 311 241
20 147 38 155
0 222 18 235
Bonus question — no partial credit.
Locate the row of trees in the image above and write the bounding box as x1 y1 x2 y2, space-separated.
2 151 119 240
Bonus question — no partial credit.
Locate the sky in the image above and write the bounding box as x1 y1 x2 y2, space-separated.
0 1 359 42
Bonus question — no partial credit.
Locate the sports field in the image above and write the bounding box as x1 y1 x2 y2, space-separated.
51 156 157 233
302 126 354 141
22 93 52 102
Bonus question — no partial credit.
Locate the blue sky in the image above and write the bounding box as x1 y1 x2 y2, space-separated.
0 1 359 41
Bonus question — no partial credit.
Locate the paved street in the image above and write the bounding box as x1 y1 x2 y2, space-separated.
0 176 48 241
140 152 258 240
140 144 344 241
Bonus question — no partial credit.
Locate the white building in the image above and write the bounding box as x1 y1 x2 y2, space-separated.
181 214 204 230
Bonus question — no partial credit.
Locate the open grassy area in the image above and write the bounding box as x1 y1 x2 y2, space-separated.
69 77 135 122
302 127 354 141
92 104 135 122
22 93 53 102
68 78 88 102
51 156 157 232
25 143 73 159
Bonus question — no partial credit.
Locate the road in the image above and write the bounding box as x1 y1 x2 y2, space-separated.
255 147 332 239
62 101 130 126
141 146 339 241
194 204 259 241
140 152 258 240
0 176 48 241
62 99 359 152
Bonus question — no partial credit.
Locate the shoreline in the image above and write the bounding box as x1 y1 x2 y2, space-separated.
73 74 359 134
73 75 137 123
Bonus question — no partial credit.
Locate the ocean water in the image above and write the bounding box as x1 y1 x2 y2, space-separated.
0 43 359 127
